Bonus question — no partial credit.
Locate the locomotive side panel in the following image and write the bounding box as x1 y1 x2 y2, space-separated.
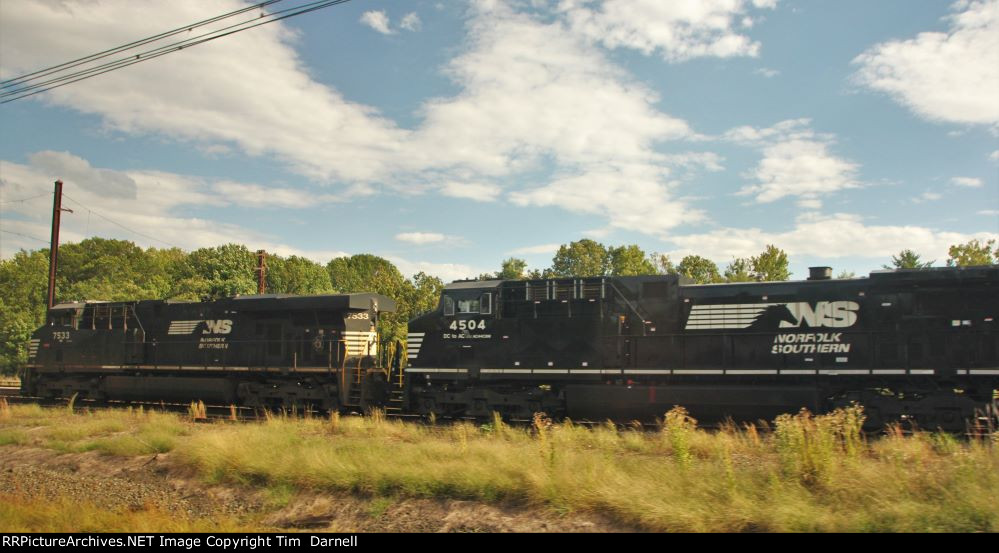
405 268 998 428
23 293 396 410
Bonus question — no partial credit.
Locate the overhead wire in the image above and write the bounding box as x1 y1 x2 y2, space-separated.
61 193 182 249
0 229 50 244
1 0 352 104
0 192 50 205
0 0 285 90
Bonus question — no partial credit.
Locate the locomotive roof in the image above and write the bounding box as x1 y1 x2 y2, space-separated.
227 292 396 312
445 279 503 290
49 293 396 313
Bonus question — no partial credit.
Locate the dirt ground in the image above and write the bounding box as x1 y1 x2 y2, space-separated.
0 446 634 532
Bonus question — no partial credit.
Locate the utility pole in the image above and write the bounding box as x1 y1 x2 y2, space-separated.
255 250 267 294
46 180 72 310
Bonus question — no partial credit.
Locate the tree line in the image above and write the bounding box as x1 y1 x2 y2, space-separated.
1 236 996 372
0 239 443 371
483 238 998 283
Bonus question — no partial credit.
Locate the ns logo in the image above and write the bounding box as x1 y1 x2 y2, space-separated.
779 301 859 328
203 320 233 334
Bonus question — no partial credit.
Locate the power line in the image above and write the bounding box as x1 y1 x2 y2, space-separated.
61 193 182 249
0 192 49 205
0 0 285 89
1 0 352 104
0 229 50 244
1 0 292 98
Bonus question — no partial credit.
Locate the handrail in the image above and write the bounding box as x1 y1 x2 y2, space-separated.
606 280 650 335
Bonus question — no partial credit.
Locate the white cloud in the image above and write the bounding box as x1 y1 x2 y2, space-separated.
742 140 859 203
950 176 983 187
412 2 701 234
400 12 422 31
24 151 138 200
211 181 343 208
0 1 717 238
0 152 340 259
0 151 479 283
395 232 447 244
853 0 999 126
723 119 860 203
387 256 483 282
360 10 393 34
667 212 999 261
510 164 702 233
990 150 999 161
915 191 943 202
721 118 813 145
755 67 780 78
0 1 407 184
557 0 777 62
507 243 561 255
978 209 999 216
440 182 501 202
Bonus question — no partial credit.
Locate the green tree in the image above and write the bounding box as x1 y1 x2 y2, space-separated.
676 255 722 284
723 258 754 282
145 247 191 298
526 268 546 280
407 272 444 318
550 239 609 277
327 254 411 342
57 238 170 301
836 270 857 279
497 257 528 280
0 249 50 373
608 245 656 276
266 255 333 295
947 239 997 267
175 244 257 300
650 253 678 275
884 249 933 269
751 245 791 282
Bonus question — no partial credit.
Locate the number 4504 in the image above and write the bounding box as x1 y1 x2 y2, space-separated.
449 320 486 331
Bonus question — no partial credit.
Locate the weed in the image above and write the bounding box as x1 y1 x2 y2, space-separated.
188 401 207 421
663 406 697 468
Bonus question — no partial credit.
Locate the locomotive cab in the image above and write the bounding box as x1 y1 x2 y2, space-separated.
407 280 501 371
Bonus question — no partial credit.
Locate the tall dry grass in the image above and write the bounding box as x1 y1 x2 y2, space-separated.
0 403 188 455
0 494 260 532
1 403 996 531
172 406 997 531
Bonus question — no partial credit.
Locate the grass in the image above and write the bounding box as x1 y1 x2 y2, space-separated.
0 494 263 533
1 403 996 532
0 404 188 455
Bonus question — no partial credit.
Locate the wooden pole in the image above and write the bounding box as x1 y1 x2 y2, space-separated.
47 180 63 310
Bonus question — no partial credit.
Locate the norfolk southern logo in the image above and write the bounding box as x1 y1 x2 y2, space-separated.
167 320 233 335
685 301 859 330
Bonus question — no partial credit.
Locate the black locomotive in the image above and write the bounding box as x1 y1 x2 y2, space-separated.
21 265 999 430
404 265 998 429
22 293 396 411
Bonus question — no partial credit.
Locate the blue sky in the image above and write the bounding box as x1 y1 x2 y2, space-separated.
1 0 997 281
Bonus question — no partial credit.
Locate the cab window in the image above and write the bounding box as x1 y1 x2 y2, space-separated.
458 299 479 314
